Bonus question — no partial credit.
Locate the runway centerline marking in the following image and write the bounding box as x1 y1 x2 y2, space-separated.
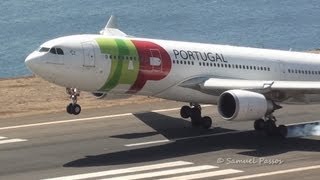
0 138 27 144
0 136 27 145
0 105 212 131
124 130 244 147
125 139 171 147
220 164 320 180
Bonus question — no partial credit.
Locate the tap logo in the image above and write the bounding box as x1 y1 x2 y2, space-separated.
96 38 172 93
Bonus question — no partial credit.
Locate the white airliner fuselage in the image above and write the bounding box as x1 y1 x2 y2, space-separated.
25 16 320 137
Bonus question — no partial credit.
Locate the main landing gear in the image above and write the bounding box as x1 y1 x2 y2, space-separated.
254 115 288 137
66 88 81 115
180 103 212 129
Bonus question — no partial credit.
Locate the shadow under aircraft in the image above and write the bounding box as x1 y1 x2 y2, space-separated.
64 112 320 167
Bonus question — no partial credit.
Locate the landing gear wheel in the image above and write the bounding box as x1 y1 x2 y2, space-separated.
180 106 191 118
201 116 212 129
191 116 201 127
66 87 82 115
66 103 74 114
181 103 212 129
72 104 81 115
264 120 277 136
254 119 265 131
190 107 201 119
278 125 288 138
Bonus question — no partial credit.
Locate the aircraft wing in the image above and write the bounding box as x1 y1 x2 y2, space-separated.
180 77 320 101
100 15 128 37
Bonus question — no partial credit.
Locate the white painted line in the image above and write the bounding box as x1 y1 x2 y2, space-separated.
0 106 212 131
287 120 320 126
151 107 181 113
158 169 243 180
124 131 244 147
43 161 193 180
99 165 217 180
0 113 132 130
172 130 245 142
220 164 320 180
0 139 27 144
151 105 213 113
125 139 171 147
0 136 7 140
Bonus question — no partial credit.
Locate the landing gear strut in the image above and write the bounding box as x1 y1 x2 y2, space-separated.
66 88 81 115
180 103 212 129
254 114 287 137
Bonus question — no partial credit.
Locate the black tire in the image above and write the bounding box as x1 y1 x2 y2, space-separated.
264 120 277 136
72 104 81 115
201 116 212 129
190 107 201 119
191 116 201 127
66 103 74 114
254 119 265 131
278 125 288 138
180 106 191 118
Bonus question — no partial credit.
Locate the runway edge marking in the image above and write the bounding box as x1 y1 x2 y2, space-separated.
0 106 215 131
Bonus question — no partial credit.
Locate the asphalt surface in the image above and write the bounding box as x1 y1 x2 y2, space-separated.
0 100 319 180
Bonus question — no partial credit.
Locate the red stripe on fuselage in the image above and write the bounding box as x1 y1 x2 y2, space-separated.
128 40 172 93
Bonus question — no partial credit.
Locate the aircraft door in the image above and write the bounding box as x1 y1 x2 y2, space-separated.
149 49 162 72
81 42 95 67
278 61 287 80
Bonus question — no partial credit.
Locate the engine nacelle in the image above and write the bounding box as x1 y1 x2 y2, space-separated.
92 92 107 99
218 90 274 121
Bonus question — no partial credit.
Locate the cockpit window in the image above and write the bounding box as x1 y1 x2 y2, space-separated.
49 47 64 55
50 48 57 54
39 47 50 52
56 48 64 55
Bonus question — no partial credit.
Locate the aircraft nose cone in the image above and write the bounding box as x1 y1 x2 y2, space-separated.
25 52 39 71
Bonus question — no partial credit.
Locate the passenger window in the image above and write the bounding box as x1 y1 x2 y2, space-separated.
57 48 64 55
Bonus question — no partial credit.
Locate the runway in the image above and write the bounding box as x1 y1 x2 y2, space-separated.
0 100 319 180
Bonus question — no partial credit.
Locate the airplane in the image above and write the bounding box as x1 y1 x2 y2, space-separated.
25 15 320 137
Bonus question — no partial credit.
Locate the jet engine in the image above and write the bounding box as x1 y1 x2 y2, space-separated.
218 90 274 121
92 92 107 99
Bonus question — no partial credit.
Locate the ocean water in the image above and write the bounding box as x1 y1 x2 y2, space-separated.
0 0 320 78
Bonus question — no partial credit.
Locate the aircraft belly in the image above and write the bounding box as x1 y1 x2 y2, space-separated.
155 85 218 104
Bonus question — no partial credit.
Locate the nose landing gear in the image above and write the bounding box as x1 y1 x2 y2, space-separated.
66 88 81 115
180 103 212 129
